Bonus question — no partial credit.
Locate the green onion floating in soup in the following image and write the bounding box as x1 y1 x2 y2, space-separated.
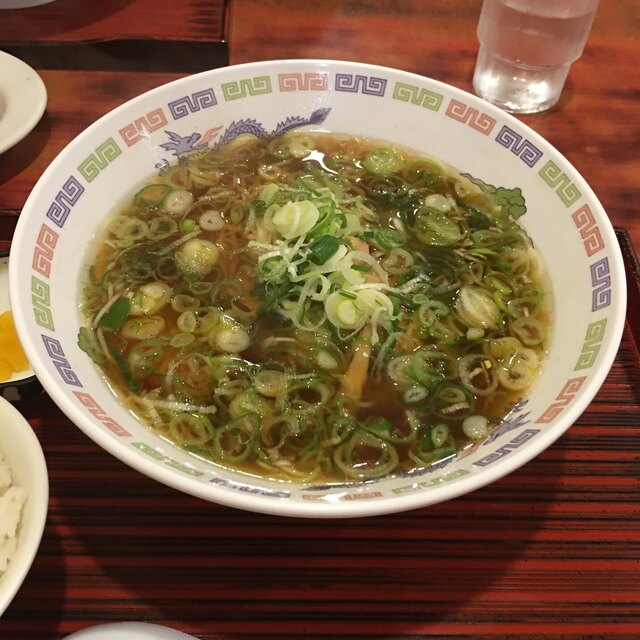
78 132 550 484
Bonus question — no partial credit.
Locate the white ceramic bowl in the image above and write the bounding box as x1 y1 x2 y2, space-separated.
0 396 48 615
9 60 626 517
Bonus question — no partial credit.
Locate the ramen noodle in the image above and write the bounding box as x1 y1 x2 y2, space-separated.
79 132 550 483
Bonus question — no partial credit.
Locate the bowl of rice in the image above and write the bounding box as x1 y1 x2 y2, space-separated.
8 59 626 517
0 396 48 616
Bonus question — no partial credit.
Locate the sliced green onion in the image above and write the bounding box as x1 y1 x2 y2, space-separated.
429 383 475 422
382 248 414 275
228 389 269 419
325 291 367 330
253 369 286 397
511 316 546 346
408 349 455 387
214 327 250 353
316 349 339 370
430 423 450 448
131 282 172 316
257 183 279 206
423 194 453 212
462 415 489 441
402 385 428 405
177 310 198 333
213 413 260 463
164 189 194 215
387 355 413 385
134 184 171 208
308 235 341 265
148 215 178 240
272 199 320 238
334 430 399 479
288 134 316 158
169 412 214 445
363 417 416 444
170 332 196 348
417 299 449 329
507 296 541 319
415 208 464 246
171 294 200 313
199 210 225 231
458 353 498 396
108 216 149 241
175 239 220 278
402 157 445 187
455 285 500 330
410 429 456 465
373 229 406 250
466 327 485 341
121 315 165 340
363 147 403 176
126 339 163 380
497 361 537 391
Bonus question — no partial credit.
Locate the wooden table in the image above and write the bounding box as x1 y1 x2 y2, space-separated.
1 1 639 638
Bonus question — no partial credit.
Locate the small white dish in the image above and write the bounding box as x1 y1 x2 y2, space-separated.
63 622 198 640
0 395 48 616
0 50 47 154
0 1 57 8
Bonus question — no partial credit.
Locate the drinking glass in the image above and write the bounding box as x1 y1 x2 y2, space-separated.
472 0 600 114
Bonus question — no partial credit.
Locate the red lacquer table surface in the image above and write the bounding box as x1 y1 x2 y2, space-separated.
1 1 639 638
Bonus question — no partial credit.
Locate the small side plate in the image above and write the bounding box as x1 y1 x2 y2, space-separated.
63 622 198 640
0 50 47 155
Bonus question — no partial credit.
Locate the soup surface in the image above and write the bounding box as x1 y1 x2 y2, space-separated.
79 132 550 483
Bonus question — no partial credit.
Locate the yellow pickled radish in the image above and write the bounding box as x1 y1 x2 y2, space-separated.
0 311 30 381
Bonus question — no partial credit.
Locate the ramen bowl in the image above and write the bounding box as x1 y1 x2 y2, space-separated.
8 60 626 518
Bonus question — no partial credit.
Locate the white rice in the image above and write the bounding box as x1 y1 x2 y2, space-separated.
0 450 27 575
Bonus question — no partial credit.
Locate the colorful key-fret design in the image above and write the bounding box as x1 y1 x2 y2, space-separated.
278 72 328 91
590 257 612 311
31 277 54 331
572 204 605 257
41 335 82 387
473 429 541 467
74 391 131 437
575 319 608 370
168 89 217 120
119 108 168 146
46 176 84 228
536 377 587 423
538 160 582 206
31 224 58 278
495 125 543 167
392 81 443 111
335 73 387 96
77 138 122 182
445 99 496 135
221 76 272 101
